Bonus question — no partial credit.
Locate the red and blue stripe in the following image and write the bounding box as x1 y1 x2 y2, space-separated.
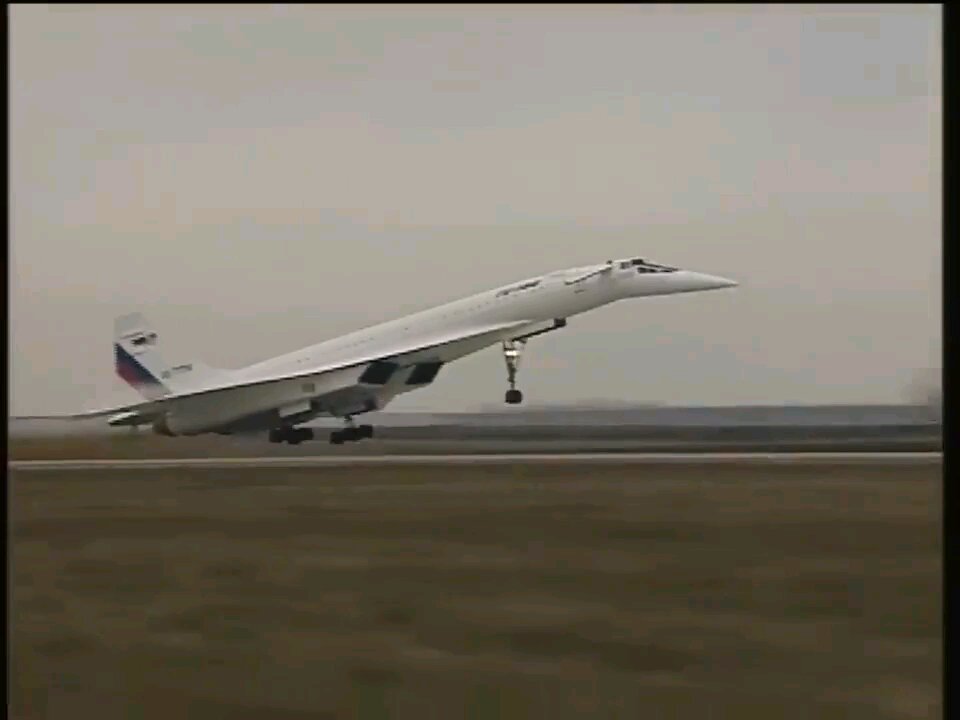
114 343 169 395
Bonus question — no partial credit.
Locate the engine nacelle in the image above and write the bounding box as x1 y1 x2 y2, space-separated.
152 413 207 437
152 415 178 437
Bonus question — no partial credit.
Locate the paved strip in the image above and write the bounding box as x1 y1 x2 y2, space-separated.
8 452 942 471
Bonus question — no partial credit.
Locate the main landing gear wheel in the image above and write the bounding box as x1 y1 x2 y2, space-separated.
288 428 314 445
329 423 374 445
502 339 526 405
268 427 315 445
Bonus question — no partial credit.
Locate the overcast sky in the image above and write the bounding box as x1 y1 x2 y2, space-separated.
10 4 941 413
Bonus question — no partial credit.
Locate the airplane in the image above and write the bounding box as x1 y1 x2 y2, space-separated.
35 258 736 445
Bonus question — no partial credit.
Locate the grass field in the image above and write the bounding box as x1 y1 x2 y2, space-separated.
10 461 941 719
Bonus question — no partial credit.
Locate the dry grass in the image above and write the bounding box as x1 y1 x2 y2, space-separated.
10 461 941 719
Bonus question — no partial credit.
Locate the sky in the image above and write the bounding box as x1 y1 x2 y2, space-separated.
10 4 941 413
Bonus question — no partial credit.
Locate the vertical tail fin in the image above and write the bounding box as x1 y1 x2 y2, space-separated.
114 313 224 399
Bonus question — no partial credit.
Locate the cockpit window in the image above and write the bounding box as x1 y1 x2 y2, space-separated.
628 258 678 274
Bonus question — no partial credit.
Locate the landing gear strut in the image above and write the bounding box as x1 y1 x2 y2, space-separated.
268 426 315 445
329 417 374 445
503 339 525 405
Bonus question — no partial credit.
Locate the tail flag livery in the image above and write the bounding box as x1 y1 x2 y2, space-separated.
114 313 223 399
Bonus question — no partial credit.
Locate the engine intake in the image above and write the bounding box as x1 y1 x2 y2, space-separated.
152 415 177 437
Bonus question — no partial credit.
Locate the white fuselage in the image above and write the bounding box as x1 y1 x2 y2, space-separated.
150 260 736 435
250 264 728 375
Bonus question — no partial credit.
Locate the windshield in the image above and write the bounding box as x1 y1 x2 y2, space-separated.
620 258 678 274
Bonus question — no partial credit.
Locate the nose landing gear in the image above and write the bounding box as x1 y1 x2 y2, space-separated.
503 339 525 405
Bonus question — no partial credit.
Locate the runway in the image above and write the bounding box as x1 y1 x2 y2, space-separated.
8 451 941 471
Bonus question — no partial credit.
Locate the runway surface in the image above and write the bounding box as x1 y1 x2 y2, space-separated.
8 451 941 471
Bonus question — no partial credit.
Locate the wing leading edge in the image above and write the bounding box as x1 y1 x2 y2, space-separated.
35 319 537 422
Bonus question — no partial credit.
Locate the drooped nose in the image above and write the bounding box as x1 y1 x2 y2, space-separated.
685 272 739 291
